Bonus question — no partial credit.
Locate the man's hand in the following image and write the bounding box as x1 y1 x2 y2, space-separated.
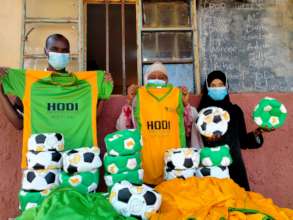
0 67 8 77
181 86 189 107
104 72 113 84
127 84 139 104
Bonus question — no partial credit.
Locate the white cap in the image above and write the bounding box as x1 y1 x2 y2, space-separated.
144 62 168 84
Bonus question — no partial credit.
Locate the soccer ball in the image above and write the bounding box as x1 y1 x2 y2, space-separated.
109 181 161 220
104 169 144 188
164 148 200 171
196 107 230 138
63 147 102 174
27 151 62 170
104 152 142 174
164 168 195 180
253 97 287 129
18 189 50 211
22 169 60 191
104 129 142 156
200 145 232 167
28 133 64 152
59 169 99 194
195 166 230 179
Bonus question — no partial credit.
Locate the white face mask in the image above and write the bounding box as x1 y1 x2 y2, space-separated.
48 52 70 70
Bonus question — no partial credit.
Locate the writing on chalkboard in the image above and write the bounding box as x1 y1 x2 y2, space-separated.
198 0 293 92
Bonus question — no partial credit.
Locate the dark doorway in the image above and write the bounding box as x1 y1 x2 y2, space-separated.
87 3 137 94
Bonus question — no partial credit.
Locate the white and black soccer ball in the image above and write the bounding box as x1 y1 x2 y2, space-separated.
63 147 102 174
27 151 62 170
109 181 161 220
196 107 230 138
195 166 230 179
164 148 200 171
28 133 64 152
164 168 195 180
22 169 60 191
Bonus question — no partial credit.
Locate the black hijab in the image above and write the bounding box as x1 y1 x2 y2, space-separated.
198 70 233 112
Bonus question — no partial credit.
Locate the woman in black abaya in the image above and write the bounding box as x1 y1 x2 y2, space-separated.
197 70 264 191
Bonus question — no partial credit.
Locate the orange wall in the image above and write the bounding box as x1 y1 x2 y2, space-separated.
0 92 293 219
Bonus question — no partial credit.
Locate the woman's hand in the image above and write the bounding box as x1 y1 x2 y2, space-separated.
127 84 139 104
254 127 275 135
205 133 222 142
181 86 189 107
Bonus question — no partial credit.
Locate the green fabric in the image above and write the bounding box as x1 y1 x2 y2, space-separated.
200 145 232 167
134 89 141 131
1 68 113 150
253 97 287 129
1 68 26 99
18 190 51 212
177 89 186 147
16 187 136 220
104 152 142 174
59 170 99 194
104 129 141 156
104 169 144 189
31 70 112 150
96 72 113 99
228 207 274 219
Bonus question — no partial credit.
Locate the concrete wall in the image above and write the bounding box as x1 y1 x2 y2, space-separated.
0 0 22 67
0 93 292 219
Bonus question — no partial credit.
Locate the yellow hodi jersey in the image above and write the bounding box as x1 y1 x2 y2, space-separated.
135 84 186 185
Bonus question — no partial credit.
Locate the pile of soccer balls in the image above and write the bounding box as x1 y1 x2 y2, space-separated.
253 97 287 130
109 181 161 220
104 129 144 189
20 133 64 211
195 145 231 179
195 107 232 179
164 148 199 180
20 133 103 212
60 146 102 194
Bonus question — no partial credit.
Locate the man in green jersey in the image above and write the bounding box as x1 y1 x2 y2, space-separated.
0 34 114 168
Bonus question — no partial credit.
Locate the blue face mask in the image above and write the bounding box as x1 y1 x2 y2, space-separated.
147 79 166 86
48 52 70 70
208 87 228 101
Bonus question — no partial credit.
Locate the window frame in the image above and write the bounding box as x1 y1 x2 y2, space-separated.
136 0 201 94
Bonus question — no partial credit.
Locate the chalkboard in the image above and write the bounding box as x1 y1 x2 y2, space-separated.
198 0 293 92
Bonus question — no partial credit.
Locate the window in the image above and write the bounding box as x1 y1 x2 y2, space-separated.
86 2 137 94
138 0 199 92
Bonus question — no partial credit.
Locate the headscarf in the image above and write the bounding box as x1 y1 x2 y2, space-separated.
198 70 232 112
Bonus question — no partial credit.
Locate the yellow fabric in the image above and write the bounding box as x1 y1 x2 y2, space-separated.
138 86 181 185
151 177 293 220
